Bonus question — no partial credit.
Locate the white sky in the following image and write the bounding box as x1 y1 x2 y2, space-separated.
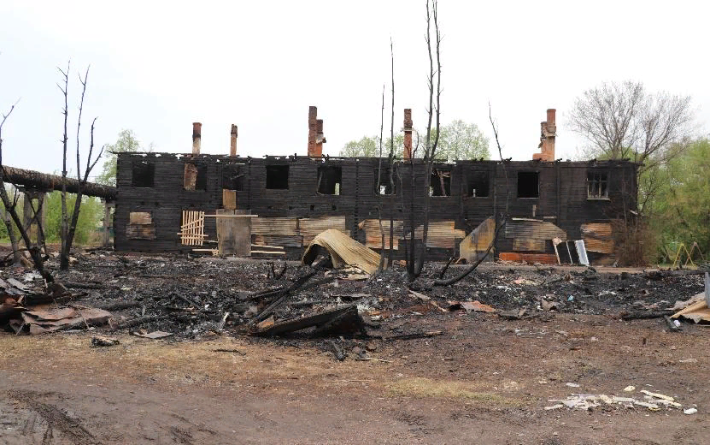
1 0 707 178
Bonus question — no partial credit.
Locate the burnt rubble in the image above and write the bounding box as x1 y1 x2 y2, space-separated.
1 250 706 342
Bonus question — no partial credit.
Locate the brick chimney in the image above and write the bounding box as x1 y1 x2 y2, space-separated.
533 109 556 161
192 122 202 155
403 109 413 159
307 106 319 157
230 124 238 156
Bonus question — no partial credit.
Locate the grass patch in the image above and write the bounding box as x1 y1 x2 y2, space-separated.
387 377 526 407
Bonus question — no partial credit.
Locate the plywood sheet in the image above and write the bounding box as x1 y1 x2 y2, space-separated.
581 222 614 254
459 217 495 262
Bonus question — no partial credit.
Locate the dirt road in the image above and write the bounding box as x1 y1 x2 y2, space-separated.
2 312 708 444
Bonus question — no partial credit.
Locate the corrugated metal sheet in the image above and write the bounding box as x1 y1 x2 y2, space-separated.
302 229 380 275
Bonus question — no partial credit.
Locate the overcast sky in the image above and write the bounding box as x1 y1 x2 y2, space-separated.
1 0 707 178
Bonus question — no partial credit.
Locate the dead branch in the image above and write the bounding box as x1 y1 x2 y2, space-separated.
377 83 386 273
412 0 441 279
433 104 509 286
0 101 53 282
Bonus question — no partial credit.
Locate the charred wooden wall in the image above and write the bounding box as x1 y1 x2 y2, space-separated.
115 153 638 261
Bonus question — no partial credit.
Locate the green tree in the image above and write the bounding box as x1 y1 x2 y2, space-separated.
651 139 710 259
436 120 489 161
339 121 489 160
96 129 144 185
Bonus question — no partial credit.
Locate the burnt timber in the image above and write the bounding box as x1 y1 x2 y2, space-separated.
114 108 640 265
1 166 117 200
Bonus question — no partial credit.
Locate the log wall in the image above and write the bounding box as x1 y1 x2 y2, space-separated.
115 153 639 262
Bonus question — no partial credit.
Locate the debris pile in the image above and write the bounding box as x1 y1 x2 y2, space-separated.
546 388 693 413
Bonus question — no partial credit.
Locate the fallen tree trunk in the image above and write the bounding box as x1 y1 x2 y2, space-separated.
2 166 116 200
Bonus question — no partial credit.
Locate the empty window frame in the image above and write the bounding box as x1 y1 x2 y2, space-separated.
430 169 451 197
375 166 397 195
265 165 289 189
587 171 609 199
466 171 490 197
184 162 208 191
131 161 155 187
317 165 342 195
517 171 539 198
222 163 245 191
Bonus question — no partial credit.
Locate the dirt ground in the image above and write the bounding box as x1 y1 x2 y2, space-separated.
1 254 709 444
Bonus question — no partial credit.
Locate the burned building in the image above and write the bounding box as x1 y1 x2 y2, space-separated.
114 107 639 265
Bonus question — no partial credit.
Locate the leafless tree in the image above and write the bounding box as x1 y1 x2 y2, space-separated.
0 101 54 281
405 0 441 281
568 81 694 171
57 63 105 270
434 104 509 286
376 83 386 272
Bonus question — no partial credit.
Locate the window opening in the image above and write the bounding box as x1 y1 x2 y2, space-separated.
317 165 342 195
466 171 490 197
222 163 245 191
429 169 451 197
375 166 397 195
266 165 289 189
132 161 155 187
587 171 609 199
184 162 207 191
517 171 539 198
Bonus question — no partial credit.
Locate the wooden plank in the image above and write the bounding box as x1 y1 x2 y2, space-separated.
505 220 567 241
512 238 545 252
126 224 156 240
499 252 558 265
299 216 348 245
357 219 403 250
216 209 251 256
129 212 152 225
252 217 299 236
223 189 237 210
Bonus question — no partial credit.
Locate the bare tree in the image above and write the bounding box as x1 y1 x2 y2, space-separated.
58 64 105 270
405 0 441 281
0 101 54 282
434 104 509 286
568 81 693 171
376 83 386 272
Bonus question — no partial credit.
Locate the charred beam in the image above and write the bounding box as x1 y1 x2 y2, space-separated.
1 166 117 200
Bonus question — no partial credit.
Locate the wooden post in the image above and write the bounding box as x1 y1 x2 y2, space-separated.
36 192 47 254
22 191 33 243
102 200 114 248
